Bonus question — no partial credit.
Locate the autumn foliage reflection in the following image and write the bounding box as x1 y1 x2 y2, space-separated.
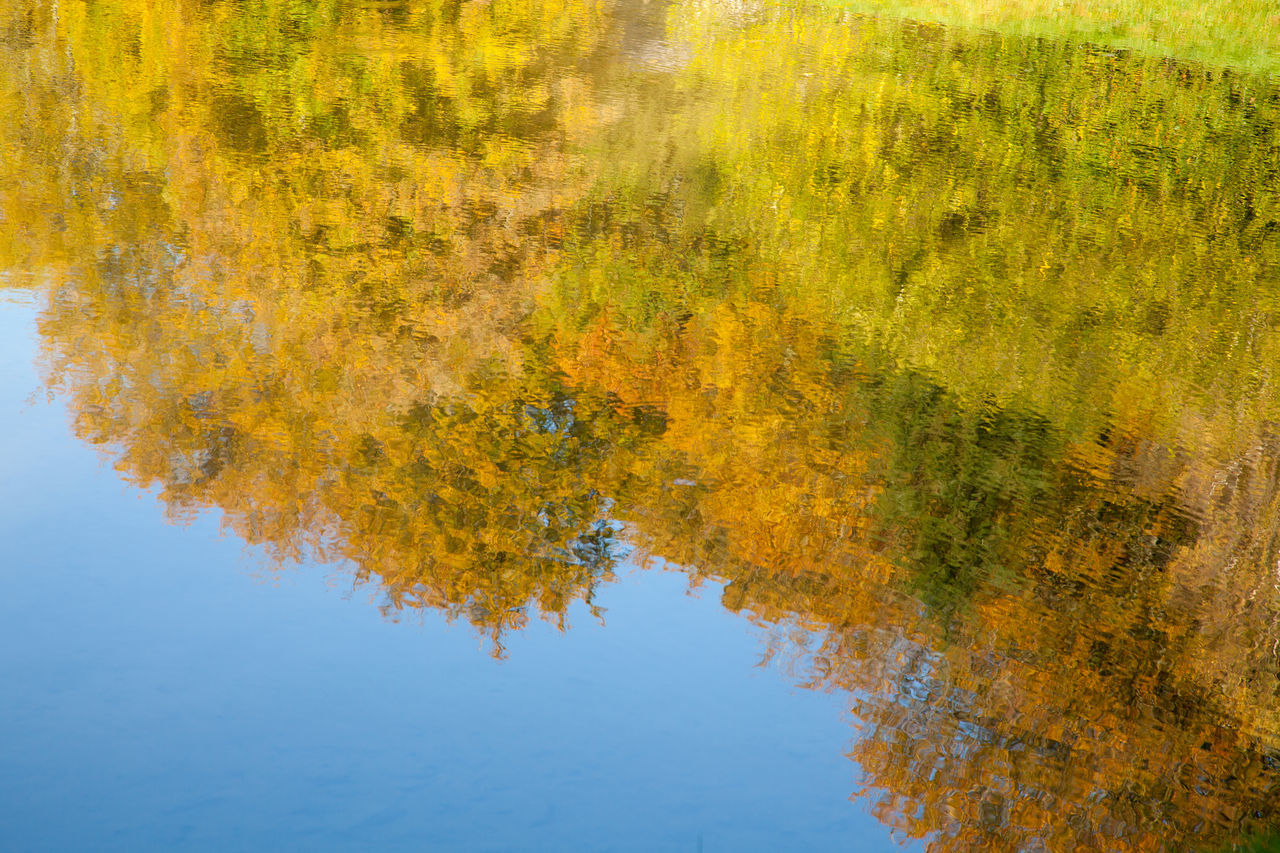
5 0 1280 847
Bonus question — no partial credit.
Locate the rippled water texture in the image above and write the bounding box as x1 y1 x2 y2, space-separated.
3 0 1280 848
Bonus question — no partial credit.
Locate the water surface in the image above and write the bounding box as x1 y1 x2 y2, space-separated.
2 0 1280 849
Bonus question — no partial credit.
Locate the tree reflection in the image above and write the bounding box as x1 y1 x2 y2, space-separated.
4 0 1280 847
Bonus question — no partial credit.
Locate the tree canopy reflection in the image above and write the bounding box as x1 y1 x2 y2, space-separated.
4 0 1280 847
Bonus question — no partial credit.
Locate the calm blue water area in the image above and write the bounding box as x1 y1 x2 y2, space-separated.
0 297 904 850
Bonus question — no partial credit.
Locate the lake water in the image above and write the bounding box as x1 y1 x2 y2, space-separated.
2 0 1279 849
